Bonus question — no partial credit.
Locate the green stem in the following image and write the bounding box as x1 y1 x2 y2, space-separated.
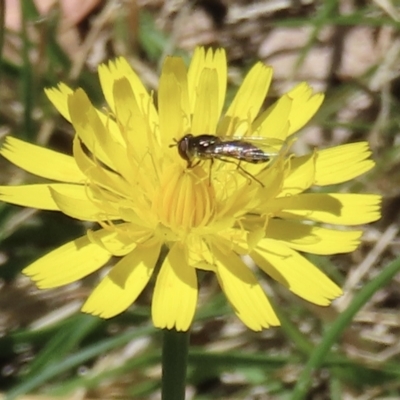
162 328 190 400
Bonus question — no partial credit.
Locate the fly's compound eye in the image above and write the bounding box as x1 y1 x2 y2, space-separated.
177 134 193 165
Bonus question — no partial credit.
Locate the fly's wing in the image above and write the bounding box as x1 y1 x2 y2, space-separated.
217 136 286 155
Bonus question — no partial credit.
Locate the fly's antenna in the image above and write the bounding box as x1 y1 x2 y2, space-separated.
169 138 178 148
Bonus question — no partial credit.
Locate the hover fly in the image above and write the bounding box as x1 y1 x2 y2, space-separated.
172 133 285 185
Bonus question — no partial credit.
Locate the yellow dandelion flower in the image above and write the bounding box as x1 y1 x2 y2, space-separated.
0 48 381 331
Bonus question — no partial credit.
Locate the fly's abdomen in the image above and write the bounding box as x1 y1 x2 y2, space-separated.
210 142 270 164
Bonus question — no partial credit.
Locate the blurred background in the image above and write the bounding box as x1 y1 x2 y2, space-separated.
0 0 398 398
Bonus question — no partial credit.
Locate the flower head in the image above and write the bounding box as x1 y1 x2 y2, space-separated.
0 48 381 331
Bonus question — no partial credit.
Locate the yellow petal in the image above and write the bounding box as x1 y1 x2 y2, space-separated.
212 242 280 331
269 193 381 225
253 95 292 140
287 83 324 135
0 183 84 210
98 57 158 128
187 237 216 271
113 77 156 168
191 68 219 135
86 223 147 256
187 47 206 112
49 186 119 221
72 136 131 198
82 240 161 318
68 89 127 172
0 136 85 183
188 47 227 119
279 152 316 196
253 239 342 305
158 57 189 147
23 231 114 288
266 219 363 254
152 243 198 331
314 142 375 185
46 83 123 151
218 63 273 136
45 83 74 121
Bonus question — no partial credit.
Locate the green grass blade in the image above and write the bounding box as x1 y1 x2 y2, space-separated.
292 255 400 399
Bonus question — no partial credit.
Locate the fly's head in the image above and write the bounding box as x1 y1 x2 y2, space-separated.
176 134 195 168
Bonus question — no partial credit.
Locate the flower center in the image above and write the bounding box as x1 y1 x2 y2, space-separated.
153 164 215 233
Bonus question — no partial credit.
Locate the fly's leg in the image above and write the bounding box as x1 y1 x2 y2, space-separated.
236 162 264 187
218 158 264 187
187 159 201 169
208 158 214 185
